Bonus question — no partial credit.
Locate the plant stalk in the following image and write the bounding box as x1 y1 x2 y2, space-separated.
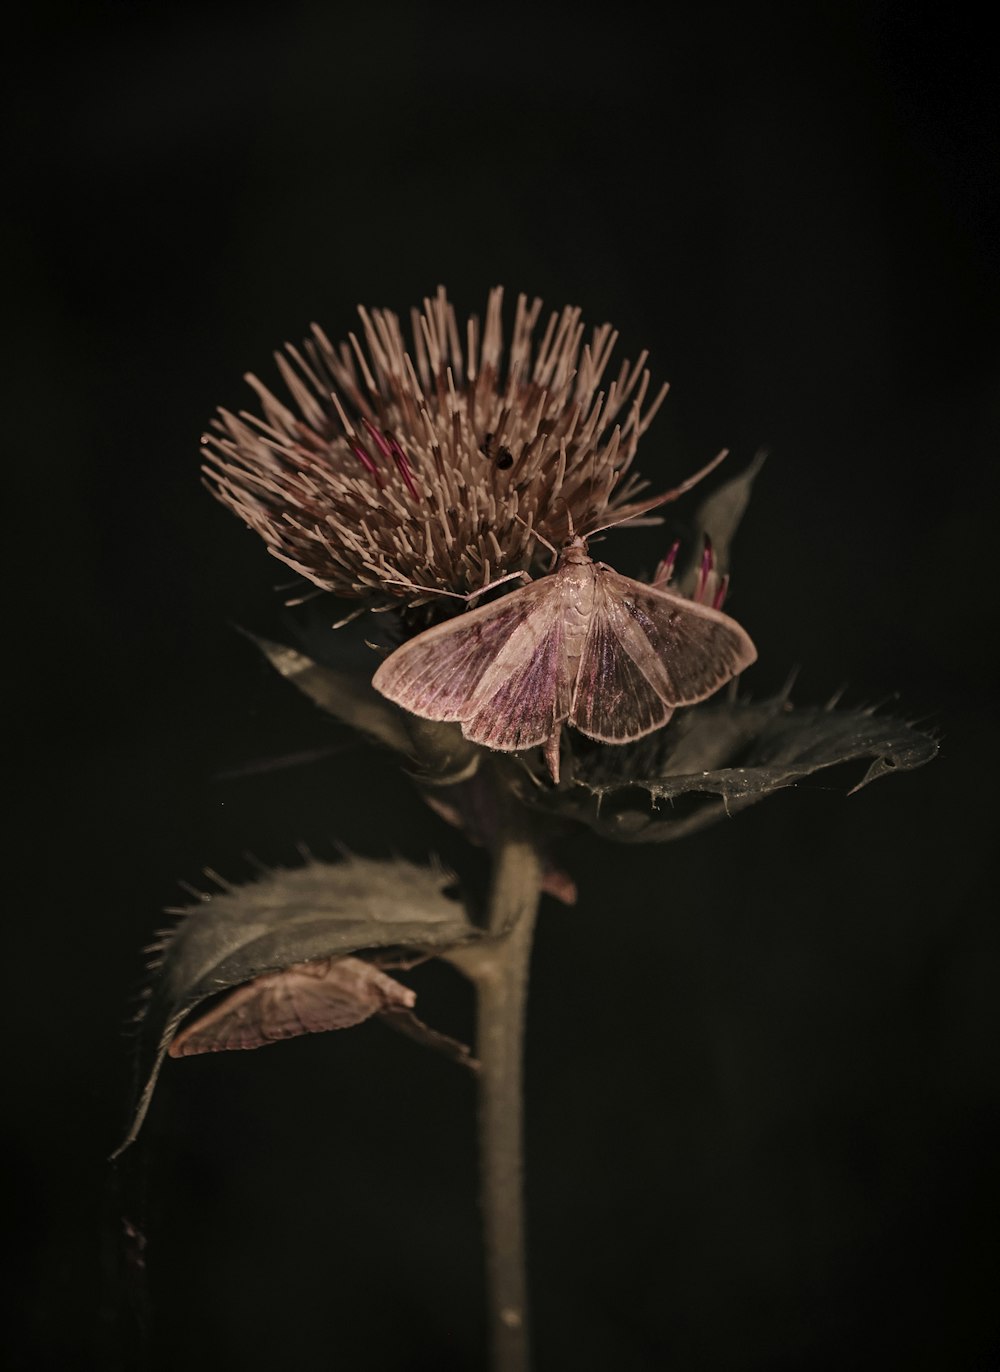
455 785 544 1372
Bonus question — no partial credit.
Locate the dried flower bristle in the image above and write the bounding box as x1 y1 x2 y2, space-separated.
203 286 671 608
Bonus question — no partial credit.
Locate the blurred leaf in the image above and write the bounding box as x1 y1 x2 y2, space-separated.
680 450 766 591
248 631 481 781
420 770 578 904
248 631 414 753
115 854 478 1154
515 696 938 842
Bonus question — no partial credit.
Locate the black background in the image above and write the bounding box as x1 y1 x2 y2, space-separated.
6 3 998 1369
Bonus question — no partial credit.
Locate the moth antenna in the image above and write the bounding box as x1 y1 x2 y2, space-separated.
380 577 471 602
514 514 559 561
585 448 729 537
383 569 530 602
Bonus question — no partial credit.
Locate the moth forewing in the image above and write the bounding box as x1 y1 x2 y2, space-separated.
568 565 757 742
371 582 552 724
461 592 574 751
568 578 678 743
635 579 758 701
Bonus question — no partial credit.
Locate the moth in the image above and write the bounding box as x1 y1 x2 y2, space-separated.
168 956 416 1056
167 954 476 1069
372 453 757 782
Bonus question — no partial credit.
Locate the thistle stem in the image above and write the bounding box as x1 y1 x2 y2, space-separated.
456 792 543 1372
476 911 537 1371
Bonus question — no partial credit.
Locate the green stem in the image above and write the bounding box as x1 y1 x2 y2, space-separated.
454 786 543 1372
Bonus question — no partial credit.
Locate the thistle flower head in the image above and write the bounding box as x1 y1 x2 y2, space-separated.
203 287 672 609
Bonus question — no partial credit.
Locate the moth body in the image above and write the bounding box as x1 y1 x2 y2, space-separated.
550 547 597 675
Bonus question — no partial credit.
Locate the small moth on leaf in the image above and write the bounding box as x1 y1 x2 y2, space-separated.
168 955 415 1056
372 455 757 782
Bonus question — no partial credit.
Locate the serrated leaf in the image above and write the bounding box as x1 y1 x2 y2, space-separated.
515 697 938 842
115 854 478 1154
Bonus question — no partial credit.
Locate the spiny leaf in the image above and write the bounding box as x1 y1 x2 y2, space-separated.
115 853 478 1154
516 696 938 842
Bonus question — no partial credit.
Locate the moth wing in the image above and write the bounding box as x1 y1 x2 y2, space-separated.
372 579 554 724
571 566 757 743
373 577 576 752
461 575 576 751
168 957 415 1056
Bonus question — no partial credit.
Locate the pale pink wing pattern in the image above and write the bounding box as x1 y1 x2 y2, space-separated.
372 577 574 750
169 957 415 1056
460 584 575 750
571 566 757 743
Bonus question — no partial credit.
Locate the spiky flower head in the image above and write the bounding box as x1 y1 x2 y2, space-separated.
202 287 673 610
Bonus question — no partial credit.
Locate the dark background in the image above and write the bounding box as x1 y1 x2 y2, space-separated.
6 2 998 1369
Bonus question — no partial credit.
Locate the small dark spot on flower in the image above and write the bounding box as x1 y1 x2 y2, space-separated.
480 432 514 469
